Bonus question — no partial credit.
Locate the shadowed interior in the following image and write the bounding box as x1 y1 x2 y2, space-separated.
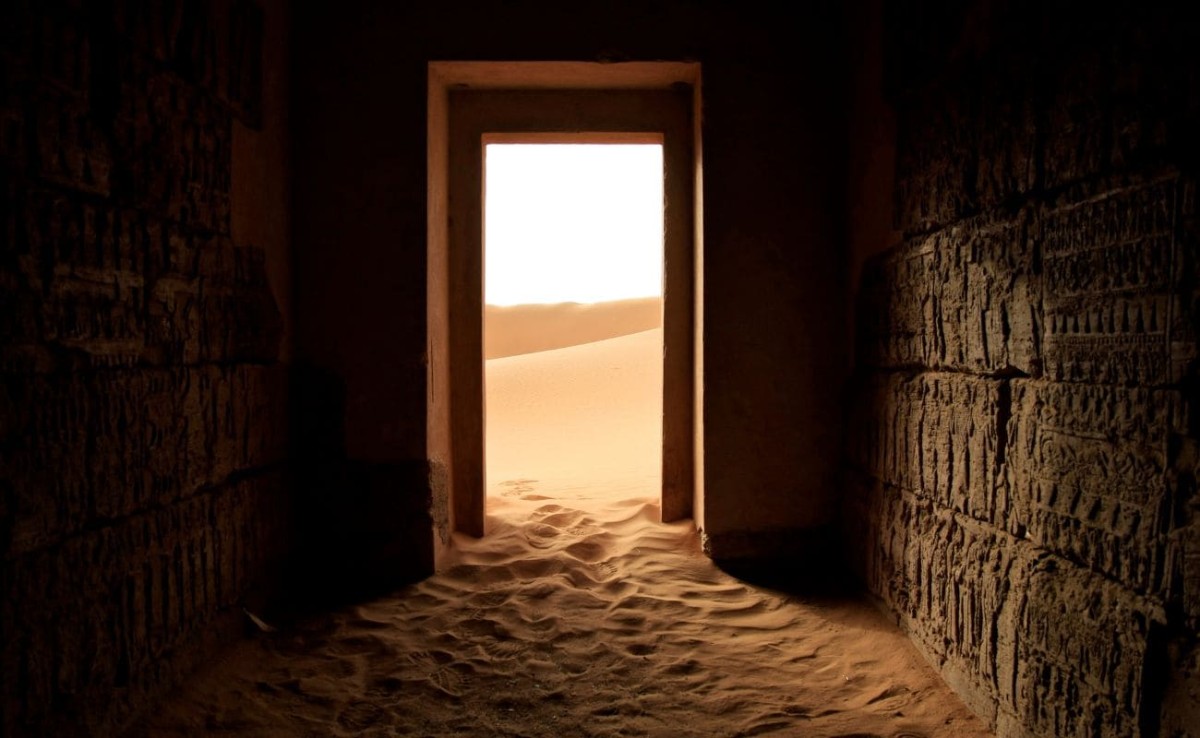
2 2 1198 737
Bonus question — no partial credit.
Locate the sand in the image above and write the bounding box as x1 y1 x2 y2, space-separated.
486 326 663 504
484 297 661 359
137 300 991 738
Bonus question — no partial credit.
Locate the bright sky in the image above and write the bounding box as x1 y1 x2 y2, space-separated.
484 144 664 306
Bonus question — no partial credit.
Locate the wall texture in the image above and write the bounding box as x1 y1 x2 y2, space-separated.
0 1 290 735
846 1 1200 736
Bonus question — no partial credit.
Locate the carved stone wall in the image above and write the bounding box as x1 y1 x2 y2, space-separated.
0 2 288 735
847 2 1200 736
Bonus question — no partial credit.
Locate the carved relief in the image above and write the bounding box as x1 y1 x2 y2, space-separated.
1041 177 1178 385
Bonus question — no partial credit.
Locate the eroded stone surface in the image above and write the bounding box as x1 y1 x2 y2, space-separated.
1008 381 1180 597
856 213 1038 375
848 3 1199 736
1041 176 1180 386
0 1 283 736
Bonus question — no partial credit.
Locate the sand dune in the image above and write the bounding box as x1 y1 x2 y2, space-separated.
485 296 661 359
487 326 662 502
137 302 991 738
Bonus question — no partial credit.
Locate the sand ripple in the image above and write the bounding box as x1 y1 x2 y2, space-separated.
139 493 991 738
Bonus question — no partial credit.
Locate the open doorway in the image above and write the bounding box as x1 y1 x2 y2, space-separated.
427 63 700 548
483 142 664 508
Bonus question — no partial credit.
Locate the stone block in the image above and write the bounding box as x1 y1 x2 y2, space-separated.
45 275 145 361
917 373 1008 525
861 8 1199 738
864 481 910 612
1033 5 1197 190
855 248 930 370
3 366 286 558
848 372 1009 526
1008 380 1180 596
1041 176 1179 385
857 213 1039 375
1016 555 1164 738
926 216 1039 375
7 192 147 366
143 238 279 365
6 473 290 731
845 372 924 492
862 488 1031 717
918 509 1017 706
859 483 1168 737
3 373 90 555
8 190 278 366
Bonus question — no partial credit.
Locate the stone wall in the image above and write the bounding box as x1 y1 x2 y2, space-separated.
846 1 1200 736
0 2 289 735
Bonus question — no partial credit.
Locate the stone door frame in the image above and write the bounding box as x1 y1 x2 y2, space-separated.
427 62 703 560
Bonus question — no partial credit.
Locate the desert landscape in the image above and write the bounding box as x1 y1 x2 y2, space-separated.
137 299 990 737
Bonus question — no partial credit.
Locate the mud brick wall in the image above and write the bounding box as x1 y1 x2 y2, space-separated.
846 2 1200 736
0 2 287 736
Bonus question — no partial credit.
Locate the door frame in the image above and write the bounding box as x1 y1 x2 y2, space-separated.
427 62 702 559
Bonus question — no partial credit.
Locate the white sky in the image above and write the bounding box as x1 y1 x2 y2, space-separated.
484 143 664 306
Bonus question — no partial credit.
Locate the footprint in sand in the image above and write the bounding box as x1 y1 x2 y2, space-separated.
406 650 466 696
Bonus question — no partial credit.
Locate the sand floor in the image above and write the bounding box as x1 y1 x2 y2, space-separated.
137 310 992 738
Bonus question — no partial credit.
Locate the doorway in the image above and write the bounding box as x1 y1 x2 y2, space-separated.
427 63 701 555
484 141 665 509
